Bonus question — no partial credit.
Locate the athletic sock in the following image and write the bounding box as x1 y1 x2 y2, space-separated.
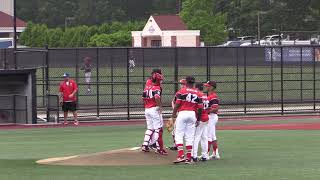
177 144 184 157
186 145 192 160
157 128 164 150
208 141 212 153
212 140 218 154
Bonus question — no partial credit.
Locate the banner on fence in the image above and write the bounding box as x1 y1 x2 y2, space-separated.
265 47 317 62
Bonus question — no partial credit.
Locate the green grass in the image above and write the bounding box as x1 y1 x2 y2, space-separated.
36 66 320 108
1 122 320 180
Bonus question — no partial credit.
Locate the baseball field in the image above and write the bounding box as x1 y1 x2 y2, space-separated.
1 115 320 180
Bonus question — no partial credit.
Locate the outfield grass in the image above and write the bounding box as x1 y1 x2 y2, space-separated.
1 122 320 180
36 66 320 108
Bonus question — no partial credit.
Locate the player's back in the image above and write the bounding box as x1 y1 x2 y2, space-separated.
142 84 161 108
176 87 202 112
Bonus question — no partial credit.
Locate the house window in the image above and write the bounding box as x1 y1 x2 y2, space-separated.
151 40 161 47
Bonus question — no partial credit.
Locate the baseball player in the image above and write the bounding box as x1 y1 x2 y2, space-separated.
141 72 167 155
204 80 220 160
129 55 136 73
167 79 187 151
59 73 79 125
145 68 162 150
172 76 203 164
80 57 92 93
192 83 209 162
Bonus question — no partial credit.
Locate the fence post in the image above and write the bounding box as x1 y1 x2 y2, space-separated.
96 48 100 119
25 96 28 124
236 48 239 104
174 48 178 92
280 47 284 115
111 51 114 106
244 48 247 114
126 48 131 120
45 45 49 122
75 48 79 110
206 47 210 81
270 47 274 102
142 48 145 90
13 95 16 123
300 46 303 102
313 47 316 111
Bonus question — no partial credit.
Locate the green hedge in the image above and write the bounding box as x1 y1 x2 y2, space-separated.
19 21 144 48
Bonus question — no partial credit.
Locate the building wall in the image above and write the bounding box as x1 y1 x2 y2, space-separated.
0 0 13 16
132 36 142 47
162 36 172 47
176 35 197 47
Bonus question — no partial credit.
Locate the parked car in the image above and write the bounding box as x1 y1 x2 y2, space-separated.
259 35 282 45
237 36 256 42
218 41 243 47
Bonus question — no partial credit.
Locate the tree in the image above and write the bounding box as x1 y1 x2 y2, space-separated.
180 0 228 45
88 31 131 47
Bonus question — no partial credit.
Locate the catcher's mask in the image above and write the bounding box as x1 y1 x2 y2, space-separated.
152 73 164 85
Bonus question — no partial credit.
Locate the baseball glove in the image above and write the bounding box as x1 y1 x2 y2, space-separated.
166 117 175 133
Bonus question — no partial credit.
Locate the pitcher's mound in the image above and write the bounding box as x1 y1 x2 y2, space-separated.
37 147 177 166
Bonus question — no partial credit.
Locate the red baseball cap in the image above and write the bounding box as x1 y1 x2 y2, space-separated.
204 81 217 88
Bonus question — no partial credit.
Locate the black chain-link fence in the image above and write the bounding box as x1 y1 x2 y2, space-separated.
1 46 320 121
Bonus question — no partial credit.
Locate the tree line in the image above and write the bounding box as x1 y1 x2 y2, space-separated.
19 21 144 48
18 0 320 47
17 0 319 35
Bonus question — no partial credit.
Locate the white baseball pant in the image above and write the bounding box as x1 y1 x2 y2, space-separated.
174 111 197 146
192 121 208 158
143 107 163 146
208 114 218 141
85 72 91 83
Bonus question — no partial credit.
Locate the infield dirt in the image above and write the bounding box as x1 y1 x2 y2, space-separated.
37 147 179 166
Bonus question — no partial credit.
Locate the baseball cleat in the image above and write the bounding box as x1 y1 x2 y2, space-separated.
214 153 220 160
173 156 185 164
149 143 157 151
167 146 178 151
63 121 69 125
155 149 168 156
74 120 79 126
185 158 194 165
141 145 150 152
192 157 198 162
200 157 207 161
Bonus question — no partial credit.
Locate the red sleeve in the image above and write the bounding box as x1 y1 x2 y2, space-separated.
59 83 63 92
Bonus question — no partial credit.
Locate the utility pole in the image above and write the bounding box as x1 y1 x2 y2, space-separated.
13 0 17 69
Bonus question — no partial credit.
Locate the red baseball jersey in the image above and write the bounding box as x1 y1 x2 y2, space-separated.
59 79 78 102
175 87 203 112
200 93 209 122
142 84 161 108
207 92 219 114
